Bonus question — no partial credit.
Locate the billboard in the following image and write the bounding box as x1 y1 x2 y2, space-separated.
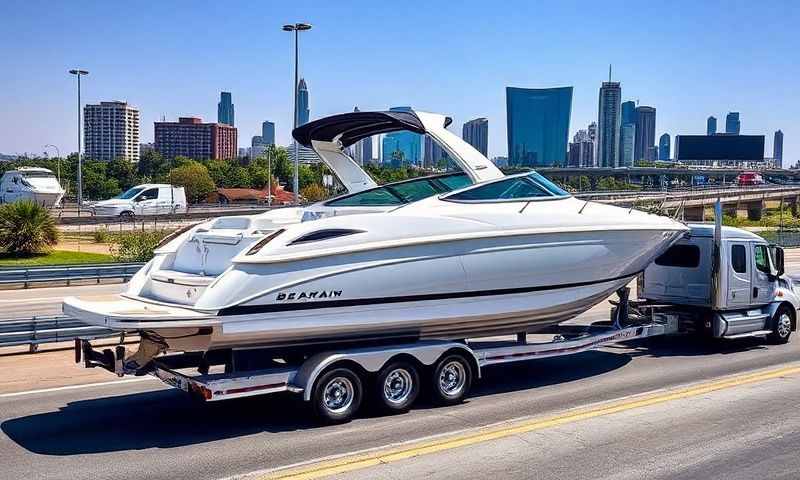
674 135 764 161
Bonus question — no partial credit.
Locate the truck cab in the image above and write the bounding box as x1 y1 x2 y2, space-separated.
640 224 798 340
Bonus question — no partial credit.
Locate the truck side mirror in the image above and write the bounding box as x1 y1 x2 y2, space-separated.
772 245 785 277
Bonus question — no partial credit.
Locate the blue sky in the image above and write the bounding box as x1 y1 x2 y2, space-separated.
1 0 798 162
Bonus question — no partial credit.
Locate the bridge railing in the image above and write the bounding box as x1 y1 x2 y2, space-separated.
0 315 123 352
0 263 144 288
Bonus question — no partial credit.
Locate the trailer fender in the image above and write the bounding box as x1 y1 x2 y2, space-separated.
294 341 478 401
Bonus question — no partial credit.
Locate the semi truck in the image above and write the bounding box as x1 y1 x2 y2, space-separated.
76 207 797 424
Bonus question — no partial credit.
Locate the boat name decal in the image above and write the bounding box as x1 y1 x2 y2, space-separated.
277 290 343 301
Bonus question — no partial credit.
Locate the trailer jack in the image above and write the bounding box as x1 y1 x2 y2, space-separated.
75 339 125 376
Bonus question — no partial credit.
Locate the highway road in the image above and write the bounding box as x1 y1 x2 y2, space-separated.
0 283 123 319
0 253 799 479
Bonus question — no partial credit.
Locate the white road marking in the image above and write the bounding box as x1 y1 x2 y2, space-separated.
0 377 157 399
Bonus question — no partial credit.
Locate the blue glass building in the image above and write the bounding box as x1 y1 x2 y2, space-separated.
707 116 717 136
725 112 740 135
261 121 275 146
217 92 234 126
659 133 671 160
297 78 310 126
381 106 421 166
506 86 573 167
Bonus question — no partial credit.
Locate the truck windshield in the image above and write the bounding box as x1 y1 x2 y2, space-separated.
116 187 144 200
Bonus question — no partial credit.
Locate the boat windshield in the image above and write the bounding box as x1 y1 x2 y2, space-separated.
325 173 471 207
443 172 569 202
20 171 56 178
116 187 145 200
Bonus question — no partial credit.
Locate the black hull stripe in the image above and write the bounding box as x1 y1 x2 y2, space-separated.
215 271 640 317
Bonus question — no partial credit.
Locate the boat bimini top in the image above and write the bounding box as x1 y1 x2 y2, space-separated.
292 109 504 194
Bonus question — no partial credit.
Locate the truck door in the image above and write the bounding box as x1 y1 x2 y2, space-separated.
727 243 751 308
750 243 775 305
133 188 159 215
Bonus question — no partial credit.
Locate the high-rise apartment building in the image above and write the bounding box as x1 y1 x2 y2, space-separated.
726 112 740 135
634 106 656 161
707 116 717 136
154 117 237 160
83 101 140 162
506 86 572 167
462 117 488 157
597 82 621 168
774 130 784 168
568 129 594 168
587 122 597 167
218 92 234 126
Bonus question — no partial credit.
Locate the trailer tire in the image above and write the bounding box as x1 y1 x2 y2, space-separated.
375 361 420 413
430 354 472 406
311 367 363 424
767 306 793 345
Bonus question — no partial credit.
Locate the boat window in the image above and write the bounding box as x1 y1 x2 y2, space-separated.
445 176 551 202
117 187 144 200
731 244 747 273
526 171 570 196
289 229 363 245
654 244 700 268
436 174 472 191
325 187 404 206
754 245 770 274
389 180 440 202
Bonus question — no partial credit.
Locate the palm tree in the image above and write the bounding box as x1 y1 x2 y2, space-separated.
0 200 60 254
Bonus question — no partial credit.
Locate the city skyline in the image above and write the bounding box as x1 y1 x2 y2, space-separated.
0 1 796 163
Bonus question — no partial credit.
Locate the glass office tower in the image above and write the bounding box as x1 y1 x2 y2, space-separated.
506 86 573 167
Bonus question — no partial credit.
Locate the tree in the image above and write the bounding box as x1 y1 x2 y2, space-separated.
300 183 327 202
82 161 122 200
167 161 215 202
0 200 60 254
137 150 169 180
107 158 137 190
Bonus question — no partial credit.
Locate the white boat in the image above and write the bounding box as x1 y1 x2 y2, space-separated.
0 167 65 207
64 109 687 366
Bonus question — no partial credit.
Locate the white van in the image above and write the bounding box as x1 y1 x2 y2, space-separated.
0 167 65 208
90 184 187 217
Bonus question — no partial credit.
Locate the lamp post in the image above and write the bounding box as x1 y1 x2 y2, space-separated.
282 22 312 205
69 69 89 210
43 144 61 185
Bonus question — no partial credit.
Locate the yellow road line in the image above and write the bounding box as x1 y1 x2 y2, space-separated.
259 364 800 480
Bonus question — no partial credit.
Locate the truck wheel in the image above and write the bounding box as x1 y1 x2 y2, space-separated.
375 361 420 413
311 367 363 424
431 354 472 406
767 306 793 344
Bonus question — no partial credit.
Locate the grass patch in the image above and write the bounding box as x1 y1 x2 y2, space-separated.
0 250 115 267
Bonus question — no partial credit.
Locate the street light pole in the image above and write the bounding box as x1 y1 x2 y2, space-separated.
282 23 312 205
69 69 89 210
43 144 61 185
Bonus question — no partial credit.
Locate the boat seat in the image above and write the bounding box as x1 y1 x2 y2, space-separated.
151 269 217 287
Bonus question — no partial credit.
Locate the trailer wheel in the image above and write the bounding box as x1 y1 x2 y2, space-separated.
311 367 363 424
375 361 420 413
430 354 472 406
767 306 793 345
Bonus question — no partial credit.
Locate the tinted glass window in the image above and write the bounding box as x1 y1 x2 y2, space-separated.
137 188 159 201
390 180 439 202
447 177 549 201
731 244 747 273
117 187 144 199
437 174 472 191
327 188 402 206
654 244 701 268
526 172 570 196
754 245 770 273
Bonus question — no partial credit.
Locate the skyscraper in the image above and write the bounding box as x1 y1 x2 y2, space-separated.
83 101 140 162
362 137 373 165
462 117 488 156
774 130 784 168
297 78 310 126
568 129 594 168
506 86 573 167
261 121 275 146
382 106 422 166
587 122 597 167
726 112 740 135
659 133 671 161
634 106 656 161
619 123 635 167
424 135 446 168
707 116 717 136
597 81 621 168
621 101 637 126
218 92 234 126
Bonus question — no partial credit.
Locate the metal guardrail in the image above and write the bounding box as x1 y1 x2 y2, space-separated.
0 315 121 352
0 262 144 287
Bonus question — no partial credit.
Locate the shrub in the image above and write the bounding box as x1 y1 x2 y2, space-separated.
300 183 328 202
93 228 111 243
111 230 170 262
167 162 216 202
0 200 60 254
